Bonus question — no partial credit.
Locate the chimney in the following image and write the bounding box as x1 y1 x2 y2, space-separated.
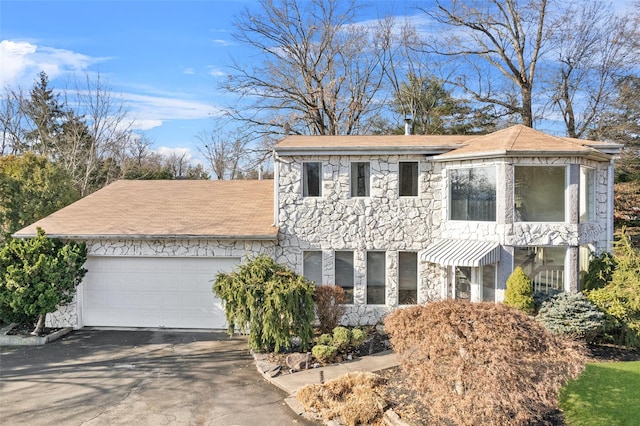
404 114 413 135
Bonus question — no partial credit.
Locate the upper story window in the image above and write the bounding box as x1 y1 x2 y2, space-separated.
303 162 321 197
580 167 595 223
449 166 496 221
399 162 419 197
351 162 370 197
514 166 566 222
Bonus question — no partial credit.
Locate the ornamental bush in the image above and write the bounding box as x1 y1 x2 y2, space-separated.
212 255 315 353
351 328 367 347
0 228 87 335
314 285 346 333
317 333 333 346
536 292 605 342
312 344 338 362
504 266 535 313
384 301 585 425
582 251 616 291
332 326 352 352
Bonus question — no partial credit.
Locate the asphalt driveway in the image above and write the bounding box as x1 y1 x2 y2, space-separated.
0 329 315 425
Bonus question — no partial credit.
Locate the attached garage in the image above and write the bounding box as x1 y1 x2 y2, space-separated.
81 256 240 329
13 180 279 329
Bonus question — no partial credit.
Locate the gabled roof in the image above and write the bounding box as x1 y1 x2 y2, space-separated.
14 180 278 240
433 125 618 161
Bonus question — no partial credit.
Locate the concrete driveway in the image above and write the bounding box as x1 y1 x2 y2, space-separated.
0 329 315 425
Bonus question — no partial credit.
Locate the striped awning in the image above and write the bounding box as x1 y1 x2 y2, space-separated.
419 239 501 267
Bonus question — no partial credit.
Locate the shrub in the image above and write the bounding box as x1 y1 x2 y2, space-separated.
314 285 346 333
332 326 352 352
296 372 387 426
312 344 338 362
212 255 315 353
317 333 333 346
587 231 640 347
533 288 563 313
350 328 367 348
536 292 605 342
384 300 585 425
0 228 87 334
504 266 534 313
582 251 616 291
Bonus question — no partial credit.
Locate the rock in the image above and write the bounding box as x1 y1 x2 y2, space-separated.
375 323 387 337
286 352 310 371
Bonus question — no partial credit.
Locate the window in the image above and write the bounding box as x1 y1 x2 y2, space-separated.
350 162 370 197
303 162 321 197
367 252 386 304
303 251 322 285
450 167 496 221
399 162 418 197
398 252 417 304
482 264 496 302
514 166 566 222
335 251 354 303
514 247 566 293
580 167 595 222
579 245 594 290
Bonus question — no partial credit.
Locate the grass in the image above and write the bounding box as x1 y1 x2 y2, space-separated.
560 361 640 426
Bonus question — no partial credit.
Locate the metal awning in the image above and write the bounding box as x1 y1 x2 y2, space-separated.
419 239 501 267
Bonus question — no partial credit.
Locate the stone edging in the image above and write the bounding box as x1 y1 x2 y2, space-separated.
0 324 73 346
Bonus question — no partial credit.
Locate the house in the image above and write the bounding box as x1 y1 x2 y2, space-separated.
14 125 622 329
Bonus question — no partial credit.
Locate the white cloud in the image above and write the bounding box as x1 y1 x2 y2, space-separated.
129 119 164 131
212 39 233 47
120 92 224 121
0 39 105 87
208 67 226 77
156 146 192 160
183 67 195 75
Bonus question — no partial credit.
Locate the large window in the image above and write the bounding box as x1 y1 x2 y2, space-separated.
514 166 566 222
303 162 321 197
482 264 496 302
303 251 322 285
514 247 566 293
366 252 386 304
399 162 418 197
580 167 595 222
335 251 354 303
351 162 370 197
450 167 496 221
398 252 417 304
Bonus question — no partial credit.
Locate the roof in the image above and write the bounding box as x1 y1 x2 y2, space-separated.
14 180 278 240
419 239 501 267
433 125 617 161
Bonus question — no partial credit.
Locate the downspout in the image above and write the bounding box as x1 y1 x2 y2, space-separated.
606 159 615 251
273 150 279 227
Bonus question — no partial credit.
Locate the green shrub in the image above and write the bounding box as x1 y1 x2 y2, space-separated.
582 251 616 291
533 289 563 313
351 328 367 347
213 255 315 353
332 326 352 352
504 266 535 313
312 344 338 362
317 333 333 346
536 292 605 342
314 285 346 333
587 231 640 347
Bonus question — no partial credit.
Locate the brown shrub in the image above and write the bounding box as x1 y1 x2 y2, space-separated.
296 372 387 426
314 285 346 333
384 300 586 426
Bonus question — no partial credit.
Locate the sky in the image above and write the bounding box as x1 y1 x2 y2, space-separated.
0 0 636 165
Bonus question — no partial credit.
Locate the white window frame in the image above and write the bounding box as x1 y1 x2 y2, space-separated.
448 165 497 222
335 251 355 304
303 251 323 285
302 162 322 197
514 165 568 223
350 162 370 197
399 161 419 197
398 251 418 305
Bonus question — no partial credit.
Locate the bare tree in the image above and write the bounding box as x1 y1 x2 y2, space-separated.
423 0 548 127
546 1 639 138
196 127 250 180
0 87 29 155
222 0 390 137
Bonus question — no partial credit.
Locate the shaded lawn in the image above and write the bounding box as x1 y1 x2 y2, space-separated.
560 361 640 426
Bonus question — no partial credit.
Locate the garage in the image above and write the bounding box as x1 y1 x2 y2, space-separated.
80 256 240 329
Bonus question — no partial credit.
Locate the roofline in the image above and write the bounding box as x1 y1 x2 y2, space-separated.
432 149 612 162
275 146 459 156
12 233 280 241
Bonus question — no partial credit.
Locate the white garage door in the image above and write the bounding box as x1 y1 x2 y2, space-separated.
81 256 239 329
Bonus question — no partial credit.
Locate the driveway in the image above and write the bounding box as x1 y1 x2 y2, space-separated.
0 329 315 425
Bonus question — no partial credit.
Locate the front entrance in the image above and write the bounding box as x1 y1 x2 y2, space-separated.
446 264 496 302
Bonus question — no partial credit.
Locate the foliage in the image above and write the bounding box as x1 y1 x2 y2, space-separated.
384 301 586 426
503 266 535 313
0 153 80 239
0 228 87 333
587 231 640 347
536 292 605 342
311 344 338 363
313 285 346 333
533 288 563 313
582 251 616 291
317 333 333 346
212 255 315 353
332 326 352 352
350 328 367 347
296 372 387 426
560 361 640 426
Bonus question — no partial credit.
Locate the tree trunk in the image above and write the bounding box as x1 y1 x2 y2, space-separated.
31 314 46 336
521 87 534 128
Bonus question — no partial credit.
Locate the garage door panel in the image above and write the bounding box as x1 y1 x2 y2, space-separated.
81 256 239 329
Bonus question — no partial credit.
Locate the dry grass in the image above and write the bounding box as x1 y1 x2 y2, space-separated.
296 371 387 425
